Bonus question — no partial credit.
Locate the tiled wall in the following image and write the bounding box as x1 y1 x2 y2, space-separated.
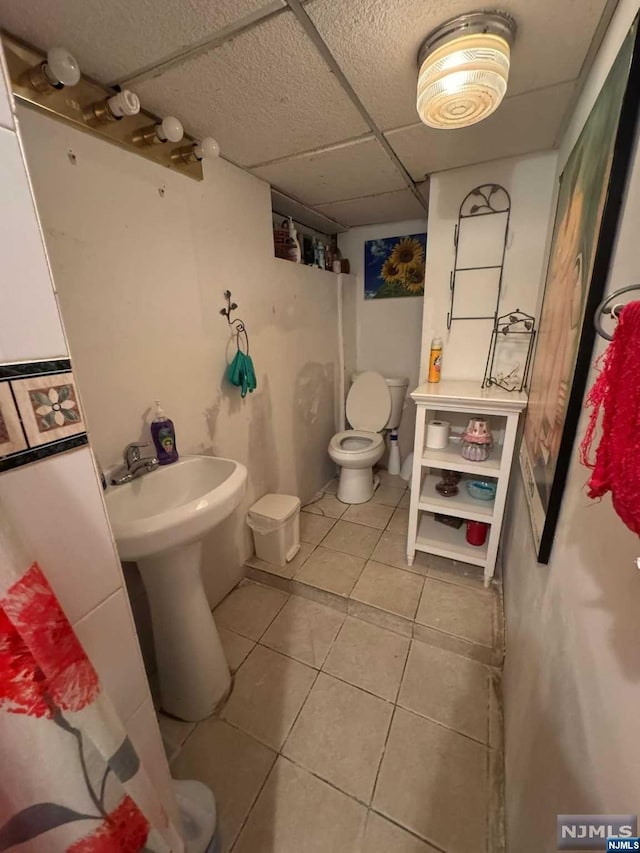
0 48 178 825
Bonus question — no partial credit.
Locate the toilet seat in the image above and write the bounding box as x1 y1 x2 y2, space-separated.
329 430 385 455
346 372 391 432
328 371 391 504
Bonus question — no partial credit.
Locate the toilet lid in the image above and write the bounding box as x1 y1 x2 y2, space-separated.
346 371 391 432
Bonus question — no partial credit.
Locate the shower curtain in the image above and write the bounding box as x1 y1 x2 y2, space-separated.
0 510 183 852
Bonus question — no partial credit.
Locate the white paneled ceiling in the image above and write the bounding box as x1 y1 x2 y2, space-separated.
252 136 407 204
0 0 286 81
307 0 609 130
0 0 614 229
132 12 369 166
316 187 429 227
387 81 577 180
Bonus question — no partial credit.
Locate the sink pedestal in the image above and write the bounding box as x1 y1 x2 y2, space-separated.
138 541 230 722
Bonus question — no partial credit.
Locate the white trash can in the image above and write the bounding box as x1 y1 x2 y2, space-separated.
248 494 301 566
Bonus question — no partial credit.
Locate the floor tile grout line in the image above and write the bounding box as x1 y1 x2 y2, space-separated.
228 746 279 853
278 665 322 752
250 559 497 652
369 702 398 809
393 633 413 706
368 803 450 853
394 696 492 748
274 752 377 811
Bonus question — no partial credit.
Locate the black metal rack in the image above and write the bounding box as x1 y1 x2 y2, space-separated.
482 309 536 392
447 184 511 330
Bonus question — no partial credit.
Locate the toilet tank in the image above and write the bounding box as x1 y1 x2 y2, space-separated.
350 373 409 429
384 376 409 429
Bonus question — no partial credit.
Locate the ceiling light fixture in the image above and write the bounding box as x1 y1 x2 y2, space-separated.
132 115 184 145
23 46 81 93
416 11 516 129
172 137 220 164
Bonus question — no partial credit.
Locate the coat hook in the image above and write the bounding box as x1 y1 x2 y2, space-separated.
220 289 249 353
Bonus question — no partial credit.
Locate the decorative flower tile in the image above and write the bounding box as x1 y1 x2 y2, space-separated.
0 360 88 473
0 383 28 456
11 372 85 448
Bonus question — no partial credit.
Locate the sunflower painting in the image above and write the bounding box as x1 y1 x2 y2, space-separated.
364 233 427 299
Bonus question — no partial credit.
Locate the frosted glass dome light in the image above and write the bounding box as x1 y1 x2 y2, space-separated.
417 12 516 129
43 46 81 87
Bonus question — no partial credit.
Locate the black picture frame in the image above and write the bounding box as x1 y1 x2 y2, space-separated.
521 16 640 564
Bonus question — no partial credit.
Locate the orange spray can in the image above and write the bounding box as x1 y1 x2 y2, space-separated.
428 336 443 383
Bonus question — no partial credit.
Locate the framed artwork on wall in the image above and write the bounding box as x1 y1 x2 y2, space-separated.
364 232 426 299
520 15 640 564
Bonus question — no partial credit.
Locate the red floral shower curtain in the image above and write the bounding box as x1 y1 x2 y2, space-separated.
0 511 183 852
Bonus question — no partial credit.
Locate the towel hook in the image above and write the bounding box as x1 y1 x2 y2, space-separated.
594 284 640 340
220 289 249 354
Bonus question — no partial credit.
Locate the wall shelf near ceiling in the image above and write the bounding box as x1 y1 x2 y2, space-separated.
273 255 342 277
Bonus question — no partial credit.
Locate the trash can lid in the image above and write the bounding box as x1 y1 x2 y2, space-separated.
249 493 301 523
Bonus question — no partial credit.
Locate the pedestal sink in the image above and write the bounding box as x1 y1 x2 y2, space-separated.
105 455 247 721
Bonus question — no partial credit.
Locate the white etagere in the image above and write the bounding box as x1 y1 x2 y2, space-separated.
406 380 527 586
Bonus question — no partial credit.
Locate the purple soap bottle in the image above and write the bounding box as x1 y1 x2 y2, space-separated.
151 400 178 465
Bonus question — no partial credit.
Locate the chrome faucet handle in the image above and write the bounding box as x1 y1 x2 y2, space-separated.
124 442 151 469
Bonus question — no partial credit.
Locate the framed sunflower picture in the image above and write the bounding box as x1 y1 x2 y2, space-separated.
364 233 427 299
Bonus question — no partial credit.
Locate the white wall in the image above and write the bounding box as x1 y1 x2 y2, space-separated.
18 107 345 610
502 1 640 849
0 48 177 828
420 152 558 384
338 218 426 456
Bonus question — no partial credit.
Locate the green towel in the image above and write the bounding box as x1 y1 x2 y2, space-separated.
227 350 257 398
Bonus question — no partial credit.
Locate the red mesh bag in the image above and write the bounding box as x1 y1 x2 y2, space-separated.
580 300 640 534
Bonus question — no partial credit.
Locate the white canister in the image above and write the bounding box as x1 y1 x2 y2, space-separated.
426 420 450 450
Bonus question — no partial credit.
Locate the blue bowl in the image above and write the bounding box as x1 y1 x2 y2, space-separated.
466 480 496 501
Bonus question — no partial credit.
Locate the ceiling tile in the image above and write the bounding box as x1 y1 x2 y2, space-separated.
386 82 575 180
271 189 348 232
315 188 428 227
132 12 369 166
252 137 406 204
307 0 608 130
0 0 283 82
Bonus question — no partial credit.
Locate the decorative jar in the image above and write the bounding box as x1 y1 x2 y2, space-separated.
461 417 493 463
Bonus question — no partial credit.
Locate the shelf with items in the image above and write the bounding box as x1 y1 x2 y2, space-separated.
421 438 503 477
418 471 495 523
415 512 488 567
407 379 527 586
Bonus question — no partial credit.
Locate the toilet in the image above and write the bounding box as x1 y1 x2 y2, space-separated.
329 371 409 504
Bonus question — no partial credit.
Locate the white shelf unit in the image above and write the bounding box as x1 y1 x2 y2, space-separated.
407 380 527 586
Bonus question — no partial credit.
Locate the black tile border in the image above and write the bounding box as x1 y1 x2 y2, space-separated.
0 433 88 473
0 358 88 473
0 358 72 380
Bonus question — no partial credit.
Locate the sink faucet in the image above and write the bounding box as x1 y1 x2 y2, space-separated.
110 442 159 485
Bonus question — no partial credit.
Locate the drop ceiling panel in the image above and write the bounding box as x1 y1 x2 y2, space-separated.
133 12 369 166
0 0 284 82
316 188 427 226
272 189 348 232
307 0 609 130
387 82 575 180
253 137 406 204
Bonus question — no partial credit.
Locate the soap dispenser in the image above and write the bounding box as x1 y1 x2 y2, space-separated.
151 400 178 465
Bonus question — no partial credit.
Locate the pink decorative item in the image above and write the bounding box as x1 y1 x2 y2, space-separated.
461 417 493 462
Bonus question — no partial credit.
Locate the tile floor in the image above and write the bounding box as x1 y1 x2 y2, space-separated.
246 472 499 665
158 472 505 853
